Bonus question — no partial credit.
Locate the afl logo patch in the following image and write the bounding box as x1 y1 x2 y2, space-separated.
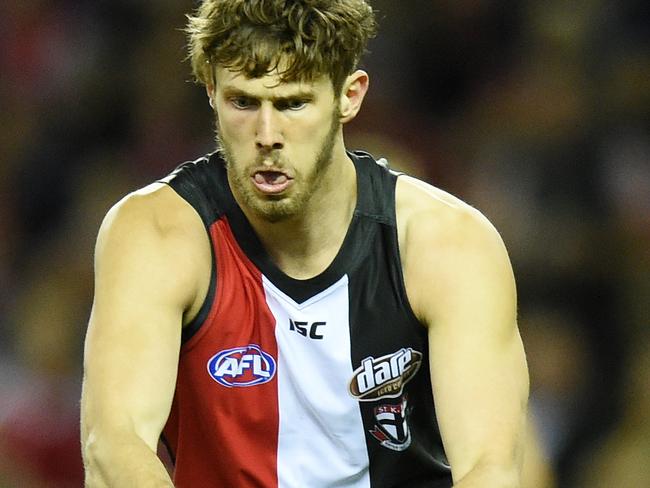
207 344 276 388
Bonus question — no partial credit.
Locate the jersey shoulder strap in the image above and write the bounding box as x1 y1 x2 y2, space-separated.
350 150 399 227
160 152 229 228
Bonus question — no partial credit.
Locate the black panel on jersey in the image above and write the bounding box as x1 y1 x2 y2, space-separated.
343 155 452 487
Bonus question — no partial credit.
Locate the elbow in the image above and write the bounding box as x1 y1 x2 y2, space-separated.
82 428 109 487
454 464 521 488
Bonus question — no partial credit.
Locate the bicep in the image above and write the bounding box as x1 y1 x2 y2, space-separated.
410 209 528 482
81 197 193 450
429 313 528 482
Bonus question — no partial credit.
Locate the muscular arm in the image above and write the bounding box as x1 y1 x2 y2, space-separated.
400 178 529 488
81 184 210 487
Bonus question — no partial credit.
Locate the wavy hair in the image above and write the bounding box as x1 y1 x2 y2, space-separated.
186 0 377 92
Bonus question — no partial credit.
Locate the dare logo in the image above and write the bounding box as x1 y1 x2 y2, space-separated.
349 348 422 401
207 344 276 388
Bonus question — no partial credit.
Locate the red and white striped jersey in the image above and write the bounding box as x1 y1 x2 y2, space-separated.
161 151 452 488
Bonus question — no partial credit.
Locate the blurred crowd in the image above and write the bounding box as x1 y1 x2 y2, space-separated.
0 1 648 486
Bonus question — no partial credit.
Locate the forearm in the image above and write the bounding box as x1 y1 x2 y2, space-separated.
83 429 173 488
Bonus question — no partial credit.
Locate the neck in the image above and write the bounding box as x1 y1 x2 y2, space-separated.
241 144 357 279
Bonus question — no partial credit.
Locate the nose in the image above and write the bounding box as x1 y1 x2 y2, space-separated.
255 103 284 152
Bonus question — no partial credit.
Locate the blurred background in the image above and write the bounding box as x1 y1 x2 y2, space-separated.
0 0 648 486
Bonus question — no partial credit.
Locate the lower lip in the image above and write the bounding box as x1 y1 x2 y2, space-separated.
251 177 293 194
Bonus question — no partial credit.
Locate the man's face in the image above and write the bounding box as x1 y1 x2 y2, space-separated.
212 67 342 223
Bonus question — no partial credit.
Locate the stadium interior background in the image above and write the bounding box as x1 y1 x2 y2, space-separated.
0 1 648 486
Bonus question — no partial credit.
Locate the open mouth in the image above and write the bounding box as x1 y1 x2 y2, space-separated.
251 170 294 194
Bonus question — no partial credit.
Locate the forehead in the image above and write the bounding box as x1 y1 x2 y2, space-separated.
215 67 334 98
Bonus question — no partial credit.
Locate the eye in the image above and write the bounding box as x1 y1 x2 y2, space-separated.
276 98 308 111
231 96 257 109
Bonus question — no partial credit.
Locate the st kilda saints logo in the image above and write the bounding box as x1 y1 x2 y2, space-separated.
348 348 423 401
370 396 412 451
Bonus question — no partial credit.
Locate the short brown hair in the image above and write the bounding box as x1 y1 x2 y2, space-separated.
186 0 377 92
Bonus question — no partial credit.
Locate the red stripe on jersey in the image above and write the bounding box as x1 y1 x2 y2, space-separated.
164 217 279 488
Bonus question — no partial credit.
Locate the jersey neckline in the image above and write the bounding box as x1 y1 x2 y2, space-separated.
222 151 373 303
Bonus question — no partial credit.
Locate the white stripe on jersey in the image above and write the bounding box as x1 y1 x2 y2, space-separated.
263 274 371 488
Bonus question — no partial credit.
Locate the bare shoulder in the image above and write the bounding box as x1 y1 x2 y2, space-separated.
395 175 507 262
395 175 516 327
95 182 211 320
100 182 201 241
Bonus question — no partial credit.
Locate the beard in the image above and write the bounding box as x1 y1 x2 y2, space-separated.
216 113 340 223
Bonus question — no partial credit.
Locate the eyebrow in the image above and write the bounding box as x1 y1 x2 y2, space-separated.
220 86 315 102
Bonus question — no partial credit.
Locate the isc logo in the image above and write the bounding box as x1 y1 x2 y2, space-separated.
289 319 326 340
207 344 276 388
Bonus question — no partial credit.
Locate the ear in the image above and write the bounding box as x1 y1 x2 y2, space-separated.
206 83 216 110
339 70 369 124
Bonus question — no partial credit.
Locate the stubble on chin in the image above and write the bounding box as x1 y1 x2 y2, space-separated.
216 112 341 223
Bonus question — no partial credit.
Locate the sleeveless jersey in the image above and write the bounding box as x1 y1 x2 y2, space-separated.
161 151 452 488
